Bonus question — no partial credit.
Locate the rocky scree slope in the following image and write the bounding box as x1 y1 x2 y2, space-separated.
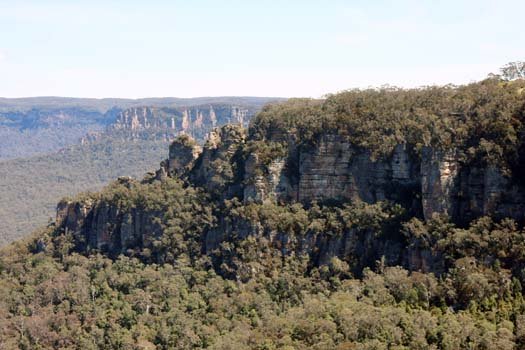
0 96 279 160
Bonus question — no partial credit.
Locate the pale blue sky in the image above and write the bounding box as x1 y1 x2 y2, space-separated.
0 0 524 98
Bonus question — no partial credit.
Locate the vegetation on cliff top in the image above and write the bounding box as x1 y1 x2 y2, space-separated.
251 79 525 167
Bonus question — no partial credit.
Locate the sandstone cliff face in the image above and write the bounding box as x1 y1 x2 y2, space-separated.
420 147 460 220
61 200 163 254
455 165 525 223
241 134 421 217
204 217 408 275
419 147 525 223
296 137 420 206
56 198 94 236
239 132 525 223
156 134 203 181
56 124 525 271
108 105 251 142
56 177 164 255
202 203 442 276
243 154 292 203
189 124 246 197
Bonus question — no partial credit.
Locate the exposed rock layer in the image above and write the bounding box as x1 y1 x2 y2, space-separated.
57 125 525 272
108 105 250 142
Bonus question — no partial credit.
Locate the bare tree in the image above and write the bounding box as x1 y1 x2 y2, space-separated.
500 61 525 80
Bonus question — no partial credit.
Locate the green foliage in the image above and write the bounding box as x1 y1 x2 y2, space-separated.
2 174 525 348
0 139 169 245
3 81 525 348
250 79 525 165
244 140 288 167
2 214 525 349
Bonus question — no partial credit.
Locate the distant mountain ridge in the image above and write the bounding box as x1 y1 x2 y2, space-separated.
0 96 284 160
0 96 284 244
84 104 255 144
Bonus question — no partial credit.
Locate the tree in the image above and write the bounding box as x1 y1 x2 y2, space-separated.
500 61 525 80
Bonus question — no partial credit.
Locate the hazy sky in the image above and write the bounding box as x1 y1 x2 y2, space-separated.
1 0 524 98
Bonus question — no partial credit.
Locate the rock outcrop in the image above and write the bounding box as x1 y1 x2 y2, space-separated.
189 124 246 197
108 105 251 143
56 124 525 271
156 134 202 180
243 154 292 203
420 147 460 220
236 132 525 223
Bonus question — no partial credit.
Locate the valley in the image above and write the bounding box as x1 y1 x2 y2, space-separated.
0 97 280 244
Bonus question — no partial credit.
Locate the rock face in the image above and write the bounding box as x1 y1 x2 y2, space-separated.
56 124 525 270
56 177 164 254
237 132 525 223
203 212 407 275
297 137 419 206
418 147 525 224
420 147 460 220
56 199 94 236
456 165 525 224
108 105 251 142
243 154 292 203
156 134 202 180
189 124 247 197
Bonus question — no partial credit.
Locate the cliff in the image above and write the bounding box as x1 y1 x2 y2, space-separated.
0 96 280 160
54 80 525 276
55 125 525 275
102 104 251 143
243 134 525 224
0 97 281 246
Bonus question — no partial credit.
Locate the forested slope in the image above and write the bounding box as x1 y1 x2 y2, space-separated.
0 139 168 245
0 97 279 244
2 79 525 348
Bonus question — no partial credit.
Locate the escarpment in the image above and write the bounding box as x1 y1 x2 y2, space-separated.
56 125 525 271
55 80 525 274
107 104 250 142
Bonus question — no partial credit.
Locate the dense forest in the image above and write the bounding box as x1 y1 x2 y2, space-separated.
2 78 525 349
0 139 169 245
251 78 525 167
3 179 525 349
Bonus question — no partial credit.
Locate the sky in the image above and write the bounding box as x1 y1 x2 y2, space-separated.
0 0 524 98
